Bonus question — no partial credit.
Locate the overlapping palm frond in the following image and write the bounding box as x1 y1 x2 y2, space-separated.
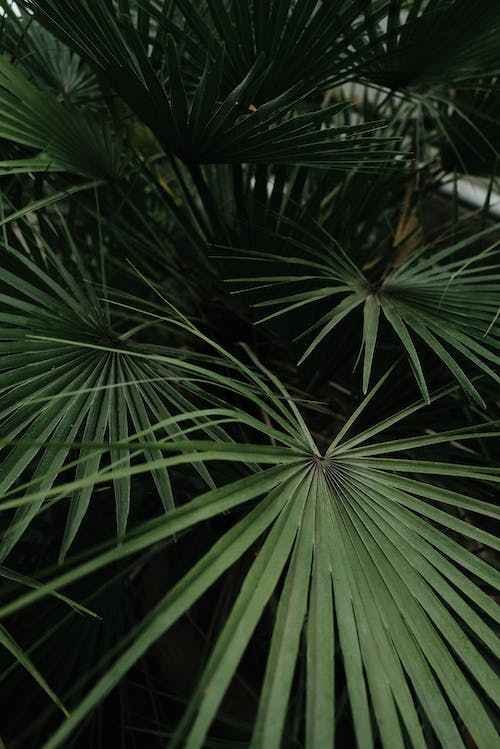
0 55 122 177
22 0 401 171
18 1 500 176
337 1 500 179
0 3 100 105
2 357 498 749
155 41 397 170
354 0 500 90
148 0 387 99
222 223 500 405
0 2 498 748
0 232 242 560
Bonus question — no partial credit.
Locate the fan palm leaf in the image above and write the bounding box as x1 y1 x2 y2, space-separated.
222 224 500 405
0 3 498 748
0 4 100 105
2 358 497 749
0 56 122 177
355 0 500 90
23 0 401 171
0 237 239 559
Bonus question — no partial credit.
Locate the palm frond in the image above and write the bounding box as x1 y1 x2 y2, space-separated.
150 0 386 98
0 236 238 559
6 364 497 749
0 3 100 105
222 224 500 405
355 0 500 89
0 4 498 748
0 624 68 718
24 0 402 171
0 56 122 177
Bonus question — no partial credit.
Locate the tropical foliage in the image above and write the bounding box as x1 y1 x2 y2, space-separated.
0 1 498 748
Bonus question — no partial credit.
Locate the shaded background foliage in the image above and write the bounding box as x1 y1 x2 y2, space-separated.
0 1 498 748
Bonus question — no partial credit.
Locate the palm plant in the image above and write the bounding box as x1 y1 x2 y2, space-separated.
0 2 498 748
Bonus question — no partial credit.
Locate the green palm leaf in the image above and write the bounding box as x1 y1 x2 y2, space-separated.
0 239 239 559
151 0 388 98
24 0 401 171
0 3 100 105
0 56 122 177
223 224 500 405
2 354 498 749
355 0 500 89
0 4 499 748
0 624 69 718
